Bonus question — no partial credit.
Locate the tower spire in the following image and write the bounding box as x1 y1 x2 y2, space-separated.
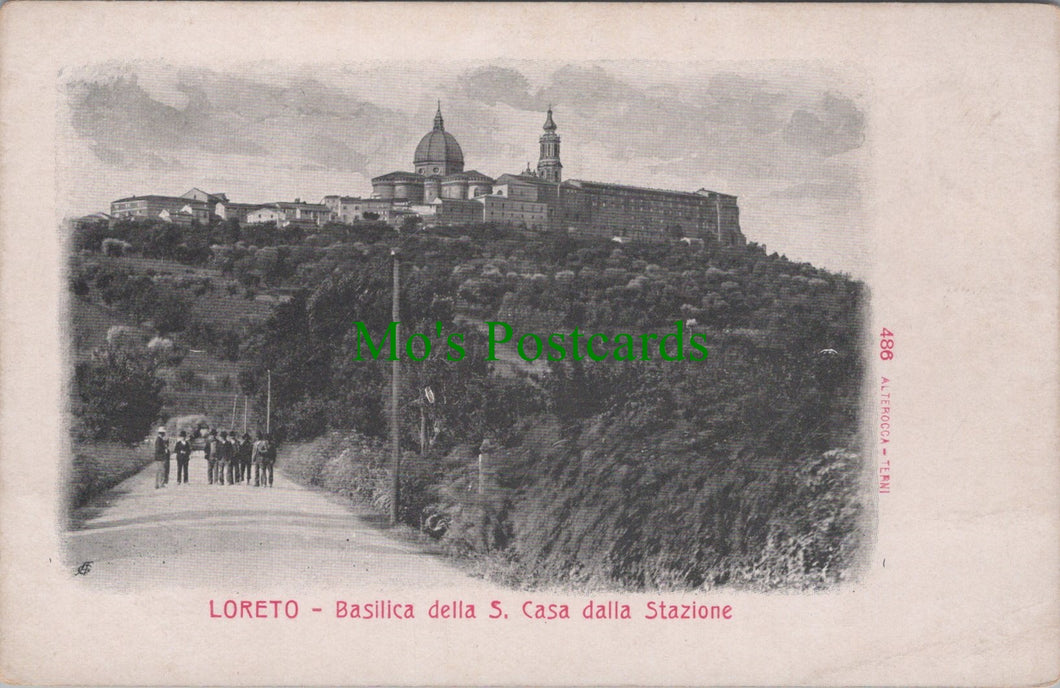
434 101 444 131
537 105 562 183
543 104 556 132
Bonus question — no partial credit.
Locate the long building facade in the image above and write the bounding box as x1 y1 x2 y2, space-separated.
110 195 211 224
106 105 745 245
366 104 744 244
558 181 741 244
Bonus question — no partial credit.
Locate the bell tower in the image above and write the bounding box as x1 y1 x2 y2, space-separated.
536 106 562 183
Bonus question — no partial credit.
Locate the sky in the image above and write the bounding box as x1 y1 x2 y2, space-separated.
59 60 869 277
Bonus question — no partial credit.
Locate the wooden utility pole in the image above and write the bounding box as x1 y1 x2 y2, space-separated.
243 396 248 434
419 399 427 457
266 369 272 436
389 249 401 526
714 195 722 244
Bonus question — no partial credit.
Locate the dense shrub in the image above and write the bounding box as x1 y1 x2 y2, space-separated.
68 440 153 514
73 346 165 445
74 224 868 590
281 430 441 528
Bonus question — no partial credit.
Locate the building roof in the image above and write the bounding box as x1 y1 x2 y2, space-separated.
542 106 557 133
112 195 209 205
442 169 495 183
271 202 330 211
413 104 464 169
563 179 734 201
695 188 738 200
436 198 483 207
372 171 425 183
183 188 229 203
323 195 374 203
495 173 559 186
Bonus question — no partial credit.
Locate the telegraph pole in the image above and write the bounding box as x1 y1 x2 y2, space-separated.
266 369 272 436
389 248 401 526
714 195 722 244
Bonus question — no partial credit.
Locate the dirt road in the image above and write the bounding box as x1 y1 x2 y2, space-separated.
65 452 491 591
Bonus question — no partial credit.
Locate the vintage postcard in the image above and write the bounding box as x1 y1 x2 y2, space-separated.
0 3 1057 685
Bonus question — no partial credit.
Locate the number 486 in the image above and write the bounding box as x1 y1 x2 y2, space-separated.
880 328 894 360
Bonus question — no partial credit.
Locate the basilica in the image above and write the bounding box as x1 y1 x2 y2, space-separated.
342 103 743 244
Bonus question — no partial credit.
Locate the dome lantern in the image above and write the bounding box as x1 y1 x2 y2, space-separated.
433 100 444 131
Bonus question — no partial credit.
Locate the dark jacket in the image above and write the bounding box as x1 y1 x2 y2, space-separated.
153 436 170 461
174 439 191 460
252 440 275 464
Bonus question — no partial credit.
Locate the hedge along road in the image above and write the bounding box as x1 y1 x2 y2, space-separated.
65 450 494 591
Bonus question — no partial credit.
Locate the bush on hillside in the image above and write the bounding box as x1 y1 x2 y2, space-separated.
281 430 440 527
68 440 153 514
74 346 165 445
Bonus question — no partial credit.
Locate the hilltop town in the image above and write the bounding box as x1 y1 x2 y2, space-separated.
81 106 746 247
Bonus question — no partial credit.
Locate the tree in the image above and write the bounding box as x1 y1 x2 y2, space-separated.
400 215 422 233
75 347 165 445
222 217 241 244
73 220 110 252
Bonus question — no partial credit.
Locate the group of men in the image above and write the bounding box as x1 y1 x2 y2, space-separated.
153 427 276 489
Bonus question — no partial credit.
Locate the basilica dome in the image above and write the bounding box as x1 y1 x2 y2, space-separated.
413 104 464 176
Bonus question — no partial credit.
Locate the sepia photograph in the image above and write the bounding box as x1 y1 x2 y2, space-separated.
1 4 1056 686
61 59 870 593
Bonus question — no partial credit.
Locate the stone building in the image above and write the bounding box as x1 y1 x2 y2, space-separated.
351 102 746 242
476 194 550 230
215 201 260 223
558 181 743 244
181 188 229 218
110 195 211 224
321 196 394 223
412 198 484 227
245 200 330 228
104 102 745 243
371 104 495 205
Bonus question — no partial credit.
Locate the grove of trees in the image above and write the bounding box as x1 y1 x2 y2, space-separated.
235 224 868 589
70 216 868 589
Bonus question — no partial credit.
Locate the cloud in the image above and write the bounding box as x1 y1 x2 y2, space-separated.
67 75 200 155
302 134 368 172
60 60 870 275
145 153 187 171
63 67 412 175
548 65 646 109
700 73 788 135
459 66 536 109
784 92 865 156
89 143 124 166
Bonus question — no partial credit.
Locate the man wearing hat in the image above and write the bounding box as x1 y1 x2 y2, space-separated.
205 428 219 484
252 432 276 488
174 430 192 485
153 427 170 489
237 432 253 485
219 430 235 485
